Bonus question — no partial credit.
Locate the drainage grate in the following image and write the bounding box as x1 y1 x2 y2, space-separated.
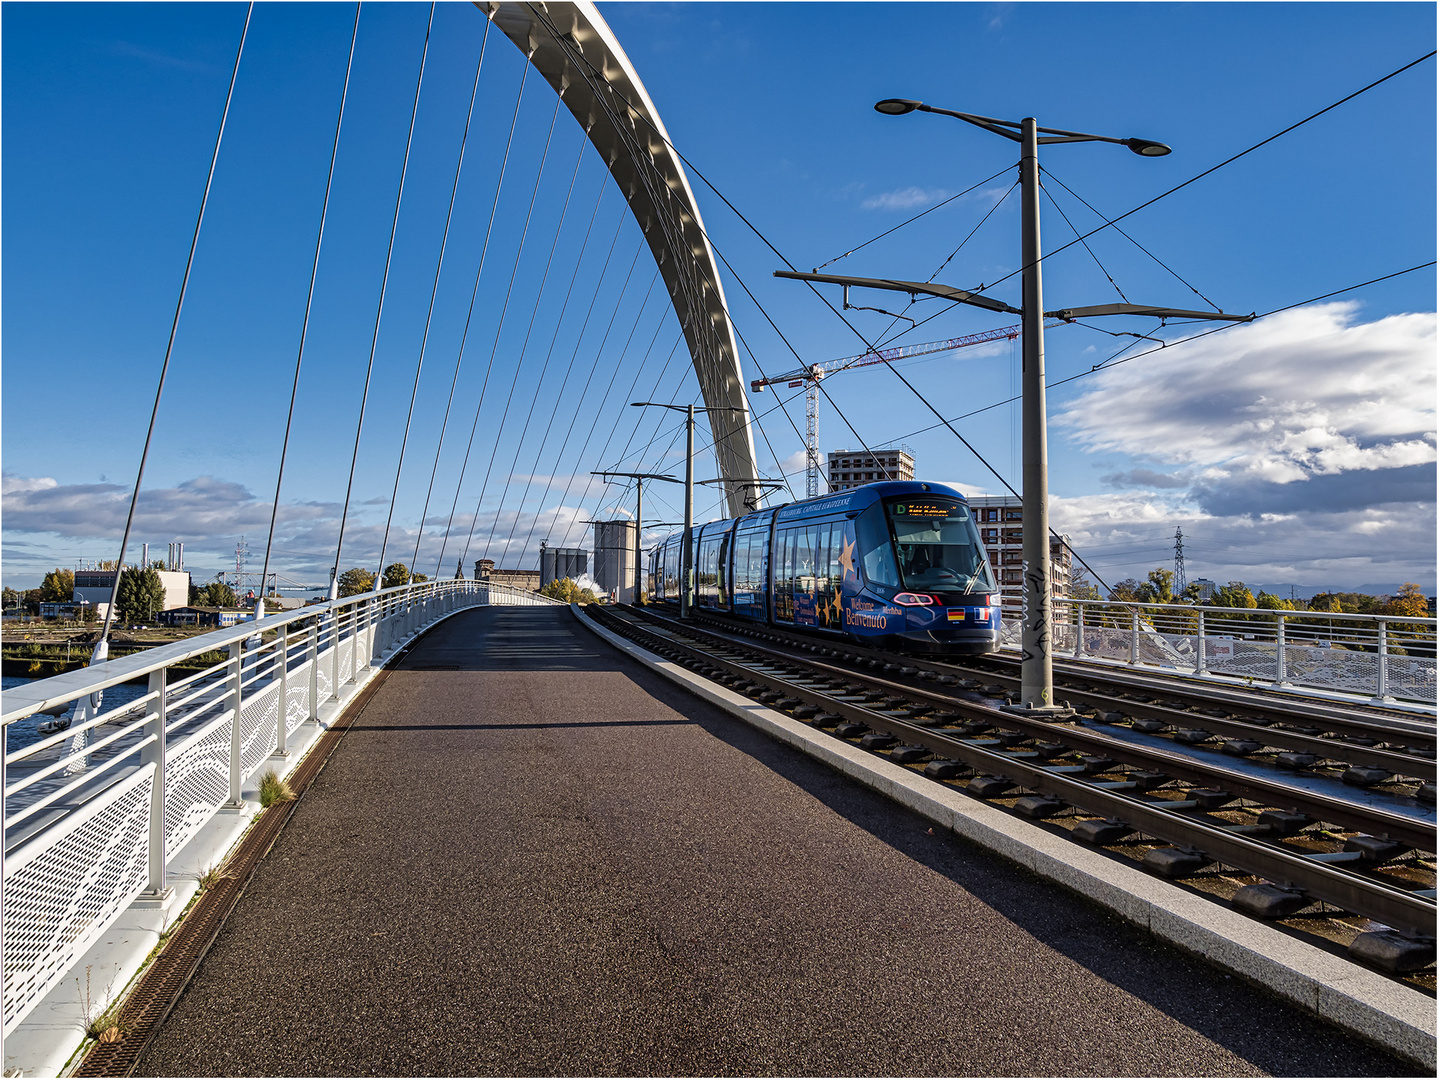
72 624 442 1076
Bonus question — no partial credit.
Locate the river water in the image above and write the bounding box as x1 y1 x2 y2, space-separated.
2 673 148 754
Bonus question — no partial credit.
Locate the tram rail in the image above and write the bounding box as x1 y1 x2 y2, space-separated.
588 603 1436 982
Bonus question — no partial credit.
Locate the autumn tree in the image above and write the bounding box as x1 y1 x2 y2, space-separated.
115 566 166 623
1382 583 1430 619
1211 582 1257 609
40 568 75 603
382 563 411 590
538 577 599 604
1134 567 1174 605
337 567 374 597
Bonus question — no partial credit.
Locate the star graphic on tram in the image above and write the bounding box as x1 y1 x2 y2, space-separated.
838 535 855 577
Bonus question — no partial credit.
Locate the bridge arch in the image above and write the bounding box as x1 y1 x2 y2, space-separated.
477 1 762 517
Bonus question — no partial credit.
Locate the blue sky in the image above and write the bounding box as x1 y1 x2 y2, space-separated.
3 2 1435 595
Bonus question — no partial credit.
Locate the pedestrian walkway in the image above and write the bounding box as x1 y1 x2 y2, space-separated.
136 607 1403 1076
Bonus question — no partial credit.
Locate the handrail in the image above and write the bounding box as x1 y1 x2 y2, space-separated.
2 574 564 1041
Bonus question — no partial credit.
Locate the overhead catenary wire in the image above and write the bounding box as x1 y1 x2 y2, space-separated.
330 3 435 593
98 1 254 646
257 2 360 614
813 164 1017 270
1038 164 1222 312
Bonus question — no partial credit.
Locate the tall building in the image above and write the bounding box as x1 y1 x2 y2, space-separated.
966 495 1072 606
593 520 638 602
826 445 915 492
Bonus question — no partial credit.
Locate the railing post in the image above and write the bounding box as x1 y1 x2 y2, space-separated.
1073 601 1085 659
1273 611 1289 688
1373 619 1392 703
140 667 169 899
275 620 290 757
307 615 320 720
226 642 244 808
1129 606 1140 666
1195 609 1207 675
332 604 344 692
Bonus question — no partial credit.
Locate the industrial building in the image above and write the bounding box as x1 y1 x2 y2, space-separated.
539 543 587 588
593 519 638 602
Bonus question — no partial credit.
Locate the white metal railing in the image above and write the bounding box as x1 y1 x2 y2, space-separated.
997 597 1437 705
1 577 561 1036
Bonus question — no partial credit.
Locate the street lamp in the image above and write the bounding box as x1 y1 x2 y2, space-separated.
778 100 1249 716
630 402 748 618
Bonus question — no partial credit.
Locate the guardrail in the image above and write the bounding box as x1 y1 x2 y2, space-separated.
1 577 561 1037
997 597 1437 705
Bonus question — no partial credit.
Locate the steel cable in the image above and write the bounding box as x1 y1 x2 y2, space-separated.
427 58 531 578
374 12 492 586
257 3 360 613
98 2 254 643
330 3 434 593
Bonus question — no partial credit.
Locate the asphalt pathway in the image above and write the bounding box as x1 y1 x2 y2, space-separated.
136 606 1414 1076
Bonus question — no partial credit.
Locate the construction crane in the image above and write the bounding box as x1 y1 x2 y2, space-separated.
750 325 1023 498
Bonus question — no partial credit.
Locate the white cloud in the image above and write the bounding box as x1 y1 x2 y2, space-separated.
861 186 955 211
1054 303 1436 516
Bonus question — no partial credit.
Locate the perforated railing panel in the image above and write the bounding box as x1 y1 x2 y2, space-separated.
164 716 232 860
3 765 154 1035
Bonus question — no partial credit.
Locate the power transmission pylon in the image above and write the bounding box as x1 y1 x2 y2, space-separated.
1173 526 1186 598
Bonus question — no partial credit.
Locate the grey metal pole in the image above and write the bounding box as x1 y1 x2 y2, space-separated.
1018 117 1057 711
635 482 643 605
681 404 695 618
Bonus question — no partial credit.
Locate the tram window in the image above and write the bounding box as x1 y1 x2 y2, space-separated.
855 504 900 587
718 534 730 605
814 523 831 609
885 497 995 593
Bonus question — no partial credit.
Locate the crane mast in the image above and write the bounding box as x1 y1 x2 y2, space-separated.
752 324 1023 497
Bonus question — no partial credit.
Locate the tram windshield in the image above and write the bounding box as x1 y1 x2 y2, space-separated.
884 496 995 593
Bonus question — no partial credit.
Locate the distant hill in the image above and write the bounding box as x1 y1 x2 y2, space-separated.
1246 583 1436 601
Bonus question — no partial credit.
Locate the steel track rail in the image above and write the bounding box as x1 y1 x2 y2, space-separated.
629 609 1434 850
680 610 1437 782
591 606 1436 938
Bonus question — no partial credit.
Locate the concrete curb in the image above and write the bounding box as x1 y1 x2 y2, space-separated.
574 605 1435 1070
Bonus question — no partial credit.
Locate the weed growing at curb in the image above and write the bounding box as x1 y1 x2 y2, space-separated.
258 768 295 808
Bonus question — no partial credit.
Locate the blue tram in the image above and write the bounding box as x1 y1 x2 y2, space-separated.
647 481 999 654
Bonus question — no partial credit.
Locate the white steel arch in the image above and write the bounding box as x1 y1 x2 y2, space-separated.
476 0 762 517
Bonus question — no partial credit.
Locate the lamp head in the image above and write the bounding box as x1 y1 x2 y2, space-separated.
1122 137 1171 157
874 98 922 115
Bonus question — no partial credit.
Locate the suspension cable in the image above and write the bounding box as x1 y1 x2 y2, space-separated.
428 59 532 579
406 15 492 578
519 246 651 570
451 98 565 569
98 2 253 644
510 206 630 564
476 136 591 563
374 13 491 586
256 3 361 613
330 3 434 594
